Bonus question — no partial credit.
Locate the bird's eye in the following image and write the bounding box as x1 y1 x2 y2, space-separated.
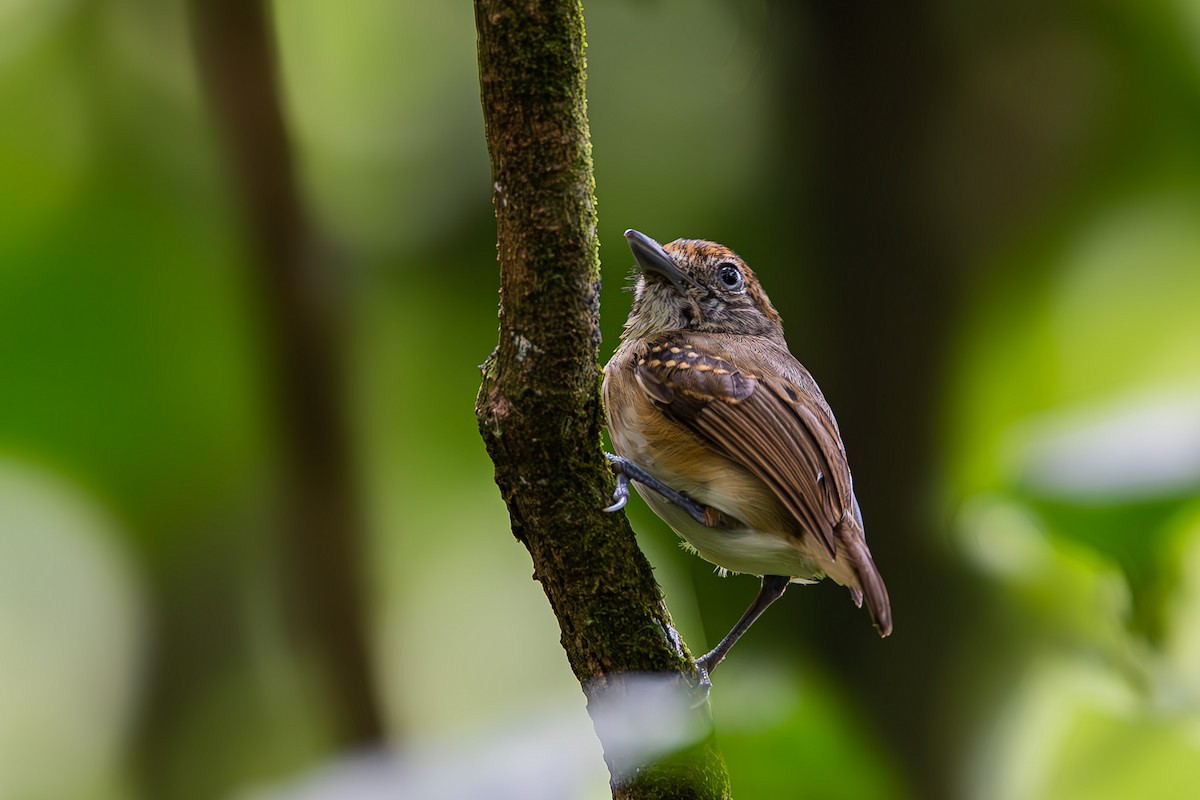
716 263 744 292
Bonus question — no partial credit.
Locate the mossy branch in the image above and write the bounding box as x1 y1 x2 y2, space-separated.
472 1 731 797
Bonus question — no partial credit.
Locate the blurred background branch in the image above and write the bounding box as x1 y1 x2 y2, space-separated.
772 2 971 790
187 0 381 750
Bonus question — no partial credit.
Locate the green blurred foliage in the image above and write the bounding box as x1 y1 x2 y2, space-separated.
2 0 1200 798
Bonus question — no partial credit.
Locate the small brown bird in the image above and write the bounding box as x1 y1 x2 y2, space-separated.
603 229 891 684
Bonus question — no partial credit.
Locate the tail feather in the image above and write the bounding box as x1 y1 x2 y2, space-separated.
836 518 892 637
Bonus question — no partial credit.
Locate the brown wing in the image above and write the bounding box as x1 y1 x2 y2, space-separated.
632 336 852 558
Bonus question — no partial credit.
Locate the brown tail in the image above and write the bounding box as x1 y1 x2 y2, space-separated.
837 517 893 637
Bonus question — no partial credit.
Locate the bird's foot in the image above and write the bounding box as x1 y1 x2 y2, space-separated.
603 453 714 527
602 461 632 513
689 654 716 706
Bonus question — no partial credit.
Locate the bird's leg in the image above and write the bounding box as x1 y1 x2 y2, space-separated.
694 575 790 689
603 453 717 527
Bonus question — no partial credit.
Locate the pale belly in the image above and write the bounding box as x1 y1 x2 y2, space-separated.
639 489 823 581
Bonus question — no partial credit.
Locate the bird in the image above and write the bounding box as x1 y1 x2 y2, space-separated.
602 229 891 685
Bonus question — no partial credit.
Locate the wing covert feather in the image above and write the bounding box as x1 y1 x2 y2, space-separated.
632 336 852 558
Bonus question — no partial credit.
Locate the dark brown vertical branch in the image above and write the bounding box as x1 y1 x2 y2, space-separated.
766 2 979 798
473 1 729 797
189 0 382 745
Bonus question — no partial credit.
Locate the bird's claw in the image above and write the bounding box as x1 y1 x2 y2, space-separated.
689 659 714 707
603 470 630 512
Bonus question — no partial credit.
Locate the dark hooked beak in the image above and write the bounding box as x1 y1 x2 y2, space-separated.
624 229 702 294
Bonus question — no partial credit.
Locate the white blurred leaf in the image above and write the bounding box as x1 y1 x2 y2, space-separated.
1006 389 1200 501
240 673 708 800
0 459 145 800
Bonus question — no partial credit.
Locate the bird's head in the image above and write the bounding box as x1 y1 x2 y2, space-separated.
621 229 785 343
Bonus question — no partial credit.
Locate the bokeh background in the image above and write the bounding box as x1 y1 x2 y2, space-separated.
4 0 1200 798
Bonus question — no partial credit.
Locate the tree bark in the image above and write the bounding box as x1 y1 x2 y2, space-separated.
473 1 730 797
